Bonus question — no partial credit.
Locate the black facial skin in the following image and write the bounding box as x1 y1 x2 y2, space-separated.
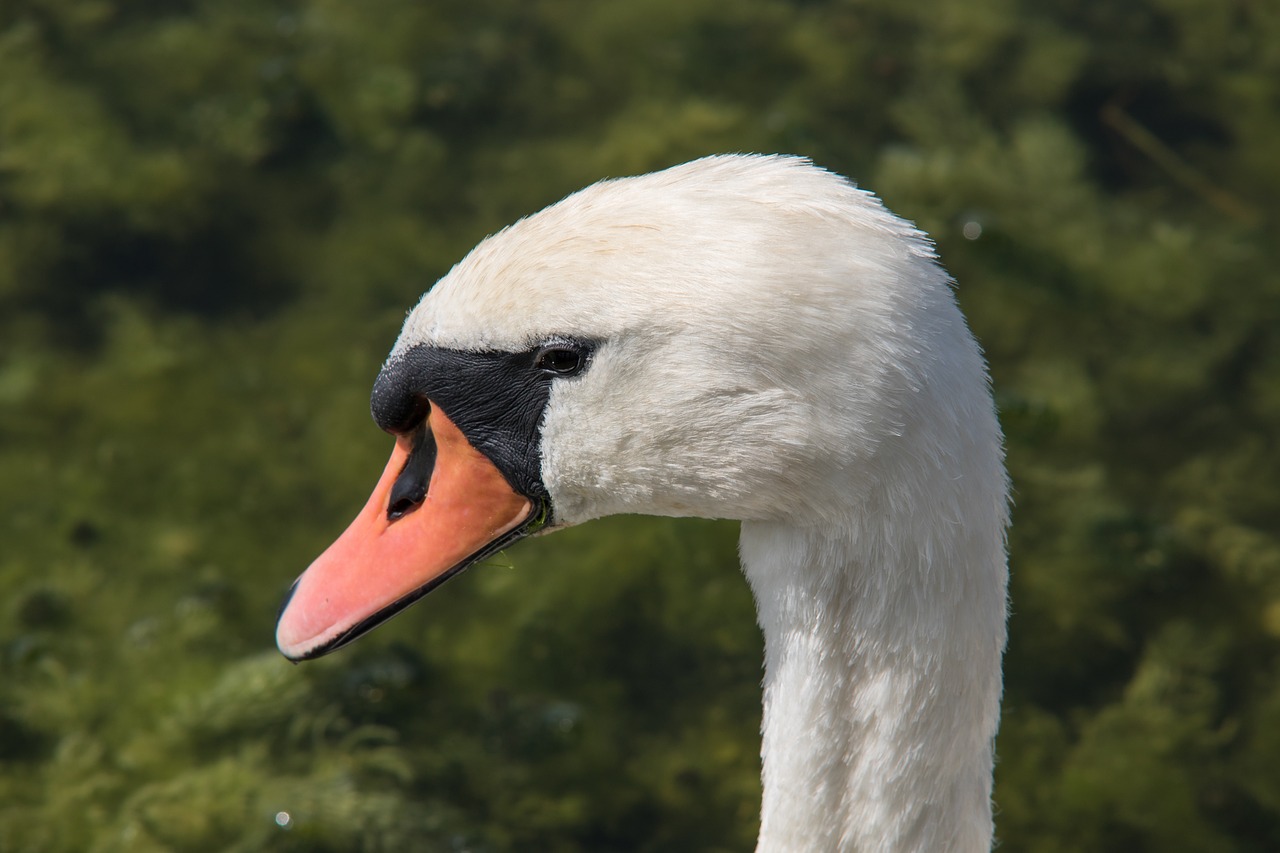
371 339 595 517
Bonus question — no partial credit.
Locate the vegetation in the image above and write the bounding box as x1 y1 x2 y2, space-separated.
2 0 1278 849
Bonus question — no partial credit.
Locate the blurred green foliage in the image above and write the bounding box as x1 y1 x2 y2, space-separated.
1 0 1278 850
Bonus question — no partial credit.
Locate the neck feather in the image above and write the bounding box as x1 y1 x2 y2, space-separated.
740 491 1006 852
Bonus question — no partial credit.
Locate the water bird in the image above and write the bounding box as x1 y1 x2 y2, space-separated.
276 155 1010 852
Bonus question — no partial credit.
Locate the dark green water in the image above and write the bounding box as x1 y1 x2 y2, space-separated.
3 1 1279 850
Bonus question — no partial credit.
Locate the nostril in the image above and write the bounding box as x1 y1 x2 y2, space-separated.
386 481 427 514
387 422 437 521
387 480 426 520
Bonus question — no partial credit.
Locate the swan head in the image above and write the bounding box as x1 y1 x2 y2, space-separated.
276 154 999 661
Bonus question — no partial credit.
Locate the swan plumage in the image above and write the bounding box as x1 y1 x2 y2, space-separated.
277 154 1009 852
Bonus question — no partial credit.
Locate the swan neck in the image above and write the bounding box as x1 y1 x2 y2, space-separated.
740 520 1005 853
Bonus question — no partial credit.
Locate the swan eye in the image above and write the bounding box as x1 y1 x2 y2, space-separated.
534 344 588 376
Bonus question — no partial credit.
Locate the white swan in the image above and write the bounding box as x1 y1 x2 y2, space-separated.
276 155 1009 852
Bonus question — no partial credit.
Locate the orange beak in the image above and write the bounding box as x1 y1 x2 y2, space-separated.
276 405 538 660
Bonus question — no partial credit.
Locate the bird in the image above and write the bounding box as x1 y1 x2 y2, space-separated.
275 154 1010 852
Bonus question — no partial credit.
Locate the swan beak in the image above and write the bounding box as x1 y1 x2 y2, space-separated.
276 405 537 661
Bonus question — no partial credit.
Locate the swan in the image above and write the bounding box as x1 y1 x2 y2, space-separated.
275 154 1009 852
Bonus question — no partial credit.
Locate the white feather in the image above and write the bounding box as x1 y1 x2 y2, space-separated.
394 154 1009 852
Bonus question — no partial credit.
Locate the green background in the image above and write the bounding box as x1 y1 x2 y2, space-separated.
2 1 1278 850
